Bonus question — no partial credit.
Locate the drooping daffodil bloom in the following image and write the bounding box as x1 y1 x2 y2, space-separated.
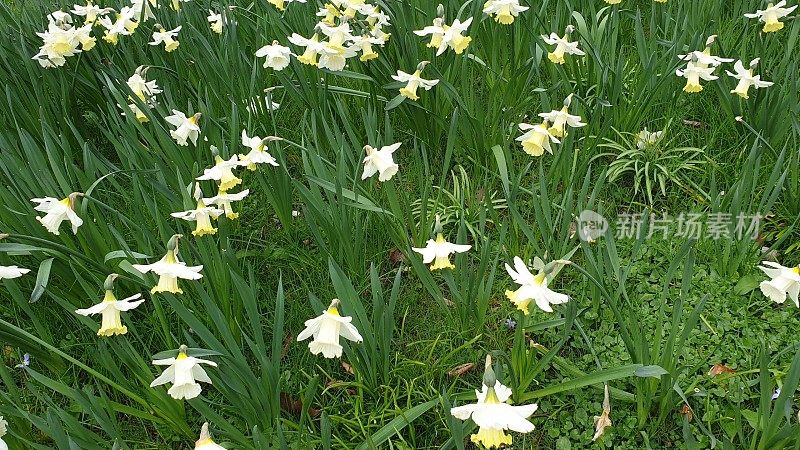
541 26 584 64
165 110 201 146
0 265 30 280
150 25 181 52
268 0 307 11
745 1 797 32
504 256 569 314
195 423 227 449
170 0 192 11
31 192 83 235
71 1 112 24
605 0 622 4
150 345 217 400
392 61 439 101
239 130 281 170
362 143 400 182
75 274 145 337
726 59 774 99
32 22 83 68
676 58 719 93
196 153 243 191
315 23 358 71
677 35 733 70
592 385 613 442
349 34 384 61
207 10 223 34
635 128 664 149
413 17 446 50
130 0 157 22
256 41 292 70
203 188 249 220
451 355 538 449
537 94 586 138
132 234 203 294
758 261 800 307
412 216 471 271
289 33 326 66
441 17 473 54
171 184 225 237
125 65 161 122
483 0 529 25
516 121 560 156
0 416 7 450
298 299 363 359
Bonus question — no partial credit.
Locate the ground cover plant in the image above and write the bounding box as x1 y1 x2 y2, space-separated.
0 0 799 448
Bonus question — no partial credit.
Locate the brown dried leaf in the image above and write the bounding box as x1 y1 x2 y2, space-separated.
341 361 355 375
388 248 406 265
281 333 293 359
447 363 475 378
680 404 693 421
708 363 735 377
280 392 321 418
682 119 705 128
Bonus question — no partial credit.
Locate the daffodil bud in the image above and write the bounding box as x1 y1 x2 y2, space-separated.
563 93 574 108
705 34 717 47
178 344 189 355
436 4 445 18
167 234 182 251
0 233 7 240
565 24 575 35
103 273 119 291
416 60 430 72
482 354 497 386
434 214 443 234
328 298 341 310
193 183 203 201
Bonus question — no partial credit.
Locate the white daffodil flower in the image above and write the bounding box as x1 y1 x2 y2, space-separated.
150 26 181 52
413 17 446 50
32 23 82 68
165 110 201 146
316 4 341 25
289 33 326 66
537 94 586 138
412 219 471 271
171 184 225 237
196 154 243 191
256 41 292 70
150 345 217 400
483 0 529 25
132 235 203 294
297 299 364 359
678 51 732 68
451 356 538 449
349 34 383 61
317 23 358 71
31 192 83 235
75 274 144 337
758 261 800 306
195 423 227 449
441 18 473 54
207 10 223 34
0 416 7 450
170 0 192 11
0 266 30 280
676 60 718 93
98 7 138 45
130 0 157 22
504 256 569 314
124 66 161 122
392 63 439 101
726 59 774 99
268 0 306 11
203 188 249 220
239 130 280 170
362 143 400 182
47 11 73 28
516 121 560 156
635 128 664 149
745 1 797 32
541 28 584 64
71 1 112 24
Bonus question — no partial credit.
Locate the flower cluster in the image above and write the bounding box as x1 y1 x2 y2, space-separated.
516 94 586 157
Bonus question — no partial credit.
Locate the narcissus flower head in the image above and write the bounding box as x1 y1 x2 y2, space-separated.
75 274 145 336
675 57 718 93
537 94 586 138
132 235 203 294
165 110 201 146
504 256 569 313
758 261 800 307
203 188 249 220
413 17 446 50
362 143 400 182
0 416 7 448
31 192 83 235
71 1 113 24
239 130 280 170
98 7 138 45
541 26 584 64
726 58 774 99
196 153 243 191
195 423 227 449
297 299 364 358
150 25 181 52
745 1 797 32
635 128 664 149
171 184 225 236
269 0 307 11
412 216 471 270
0 265 31 280
392 61 439 101
256 40 292 70
483 0 529 25
124 65 161 122
289 33 325 66
450 355 538 449
150 345 218 400
516 121 559 156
